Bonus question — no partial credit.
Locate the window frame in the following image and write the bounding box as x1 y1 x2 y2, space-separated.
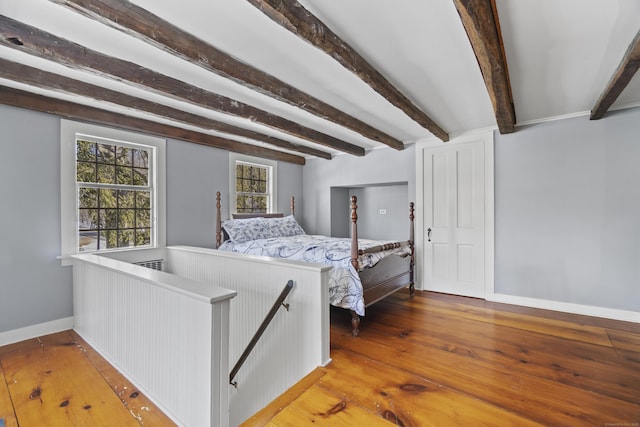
61 120 166 265
229 153 277 216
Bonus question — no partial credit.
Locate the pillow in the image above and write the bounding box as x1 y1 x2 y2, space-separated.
264 215 306 238
222 217 270 243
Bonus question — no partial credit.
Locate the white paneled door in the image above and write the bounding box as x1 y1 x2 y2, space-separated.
423 140 485 298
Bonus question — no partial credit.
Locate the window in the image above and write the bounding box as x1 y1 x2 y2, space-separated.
61 120 165 264
229 154 276 215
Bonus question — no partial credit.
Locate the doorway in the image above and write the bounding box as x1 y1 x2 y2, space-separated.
417 131 494 298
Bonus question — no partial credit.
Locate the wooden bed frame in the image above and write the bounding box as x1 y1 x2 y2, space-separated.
215 191 415 336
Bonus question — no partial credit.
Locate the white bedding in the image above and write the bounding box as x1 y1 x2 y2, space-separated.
218 234 411 315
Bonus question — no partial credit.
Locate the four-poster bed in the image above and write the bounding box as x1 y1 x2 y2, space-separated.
215 191 414 336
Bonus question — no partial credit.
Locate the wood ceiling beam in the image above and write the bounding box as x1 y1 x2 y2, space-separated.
590 29 640 120
0 86 306 165
246 0 450 142
0 58 331 160
0 15 364 156
51 0 405 151
453 0 515 134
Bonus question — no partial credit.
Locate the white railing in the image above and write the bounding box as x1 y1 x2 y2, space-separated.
72 246 331 427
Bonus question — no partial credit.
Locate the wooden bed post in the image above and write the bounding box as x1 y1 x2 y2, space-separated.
350 195 359 271
215 191 222 249
409 202 415 296
290 196 295 217
350 195 361 336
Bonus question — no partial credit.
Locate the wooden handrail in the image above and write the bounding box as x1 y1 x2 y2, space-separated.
229 280 294 387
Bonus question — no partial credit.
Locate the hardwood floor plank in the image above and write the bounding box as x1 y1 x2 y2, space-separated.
69 331 176 426
380 292 616 347
329 297 640 426
0 331 141 426
268 384 394 427
240 367 328 426
607 329 640 352
0 361 18 427
318 348 544 427
420 291 640 333
359 304 640 404
607 329 640 362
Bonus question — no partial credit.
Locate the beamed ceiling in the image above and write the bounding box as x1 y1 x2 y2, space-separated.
1 0 640 165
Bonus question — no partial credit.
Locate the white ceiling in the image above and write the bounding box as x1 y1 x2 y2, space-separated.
1 0 639 159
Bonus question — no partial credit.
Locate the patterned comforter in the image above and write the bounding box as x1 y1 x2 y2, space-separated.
218 234 411 316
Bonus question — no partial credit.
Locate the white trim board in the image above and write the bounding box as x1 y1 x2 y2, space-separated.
487 293 640 324
0 317 75 347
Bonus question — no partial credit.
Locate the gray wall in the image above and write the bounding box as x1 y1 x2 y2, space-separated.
166 139 229 248
0 105 73 333
327 185 409 240
349 185 409 241
0 104 303 334
303 145 417 236
495 107 640 312
330 187 350 237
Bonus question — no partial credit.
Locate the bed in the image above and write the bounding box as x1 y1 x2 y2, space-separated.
215 191 414 336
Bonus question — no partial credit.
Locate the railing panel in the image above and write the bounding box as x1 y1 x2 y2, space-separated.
167 246 331 427
72 254 235 427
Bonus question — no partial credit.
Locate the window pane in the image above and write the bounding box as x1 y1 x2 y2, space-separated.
118 230 135 248
77 140 96 162
235 161 270 213
133 168 148 186
236 195 267 213
100 209 118 229
116 166 132 185
118 191 135 209
96 143 115 164
79 208 98 230
73 134 158 254
79 188 98 208
116 146 132 166
78 231 98 251
102 230 118 249
97 164 115 184
118 209 135 229
136 191 151 209
77 162 95 183
133 149 148 168
136 228 151 246
99 189 117 208
136 209 150 228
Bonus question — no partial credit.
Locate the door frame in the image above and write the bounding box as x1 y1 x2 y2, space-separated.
414 130 495 298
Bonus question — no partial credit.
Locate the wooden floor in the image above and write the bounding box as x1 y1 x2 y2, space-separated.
1 290 639 426
0 330 176 426
245 290 640 426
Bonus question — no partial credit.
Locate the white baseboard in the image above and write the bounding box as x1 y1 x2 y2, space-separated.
0 317 75 347
487 293 640 324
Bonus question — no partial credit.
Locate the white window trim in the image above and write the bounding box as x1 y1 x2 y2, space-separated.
228 153 277 217
60 120 166 266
